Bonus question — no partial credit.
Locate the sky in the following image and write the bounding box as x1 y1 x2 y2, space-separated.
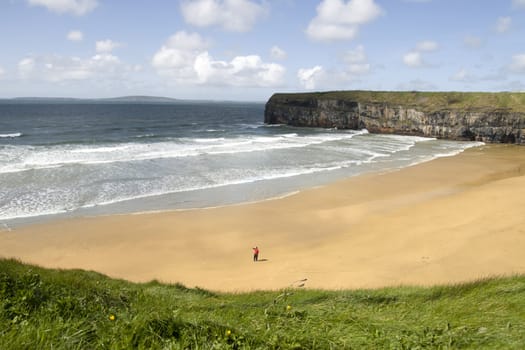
1 0 525 101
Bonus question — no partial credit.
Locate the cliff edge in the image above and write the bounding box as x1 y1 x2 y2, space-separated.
264 91 525 143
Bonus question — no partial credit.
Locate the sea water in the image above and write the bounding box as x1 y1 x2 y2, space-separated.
0 100 483 226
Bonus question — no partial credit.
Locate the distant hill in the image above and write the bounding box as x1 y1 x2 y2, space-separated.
99 96 179 103
1 96 269 104
3 96 179 103
9 97 83 102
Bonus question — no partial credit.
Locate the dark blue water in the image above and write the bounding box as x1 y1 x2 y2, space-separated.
0 102 264 146
0 100 482 225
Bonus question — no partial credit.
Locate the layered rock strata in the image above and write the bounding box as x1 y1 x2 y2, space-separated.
264 91 525 144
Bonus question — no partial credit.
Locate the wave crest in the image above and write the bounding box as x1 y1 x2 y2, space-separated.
0 132 22 138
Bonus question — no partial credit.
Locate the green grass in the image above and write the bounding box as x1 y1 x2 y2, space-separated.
269 90 525 114
1 258 524 349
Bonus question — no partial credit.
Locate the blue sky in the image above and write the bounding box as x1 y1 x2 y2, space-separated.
1 0 525 101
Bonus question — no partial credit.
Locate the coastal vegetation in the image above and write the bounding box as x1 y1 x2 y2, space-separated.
1 258 524 349
268 90 525 114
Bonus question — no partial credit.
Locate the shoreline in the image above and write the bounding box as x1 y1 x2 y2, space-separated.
1 144 525 292
1 137 482 229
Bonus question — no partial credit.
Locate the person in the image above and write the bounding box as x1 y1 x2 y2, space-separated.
252 246 259 262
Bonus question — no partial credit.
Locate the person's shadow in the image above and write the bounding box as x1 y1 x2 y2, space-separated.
256 259 268 262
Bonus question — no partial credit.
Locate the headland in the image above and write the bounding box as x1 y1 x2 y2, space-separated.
265 91 525 143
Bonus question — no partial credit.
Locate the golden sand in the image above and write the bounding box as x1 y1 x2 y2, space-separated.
1 144 524 291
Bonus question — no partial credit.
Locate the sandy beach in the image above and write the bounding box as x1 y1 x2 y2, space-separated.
1 144 524 292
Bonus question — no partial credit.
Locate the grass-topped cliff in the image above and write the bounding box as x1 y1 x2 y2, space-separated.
265 91 525 143
268 91 525 113
1 258 524 349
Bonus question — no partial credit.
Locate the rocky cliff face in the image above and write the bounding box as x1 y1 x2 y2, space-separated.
264 93 525 144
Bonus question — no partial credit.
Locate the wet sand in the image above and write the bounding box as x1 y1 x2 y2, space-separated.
1 144 524 291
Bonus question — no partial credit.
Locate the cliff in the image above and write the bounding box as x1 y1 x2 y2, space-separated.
264 91 525 144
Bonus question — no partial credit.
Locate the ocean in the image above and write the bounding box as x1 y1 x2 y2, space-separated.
0 100 483 226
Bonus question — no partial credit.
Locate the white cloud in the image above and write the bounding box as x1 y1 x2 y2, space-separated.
403 51 423 67
165 31 209 51
194 53 285 87
28 0 98 15
67 30 83 42
495 16 512 33
463 35 482 49
0 66 5 78
416 40 438 52
180 0 267 32
297 66 325 89
403 40 438 68
512 0 525 8
18 58 35 78
343 45 366 63
270 46 287 60
347 62 370 75
152 31 285 87
151 31 210 81
95 40 122 53
450 68 476 82
343 45 370 74
17 53 124 82
509 53 525 73
306 0 383 42
297 45 371 90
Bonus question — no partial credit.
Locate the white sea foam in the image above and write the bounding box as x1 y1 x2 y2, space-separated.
133 161 348 197
70 145 131 153
0 132 22 138
0 144 371 220
406 141 485 167
0 130 367 174
0 124 484 223
193 137 226 143
0 154 370 221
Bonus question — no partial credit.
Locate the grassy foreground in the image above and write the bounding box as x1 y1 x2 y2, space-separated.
1 259 524 349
